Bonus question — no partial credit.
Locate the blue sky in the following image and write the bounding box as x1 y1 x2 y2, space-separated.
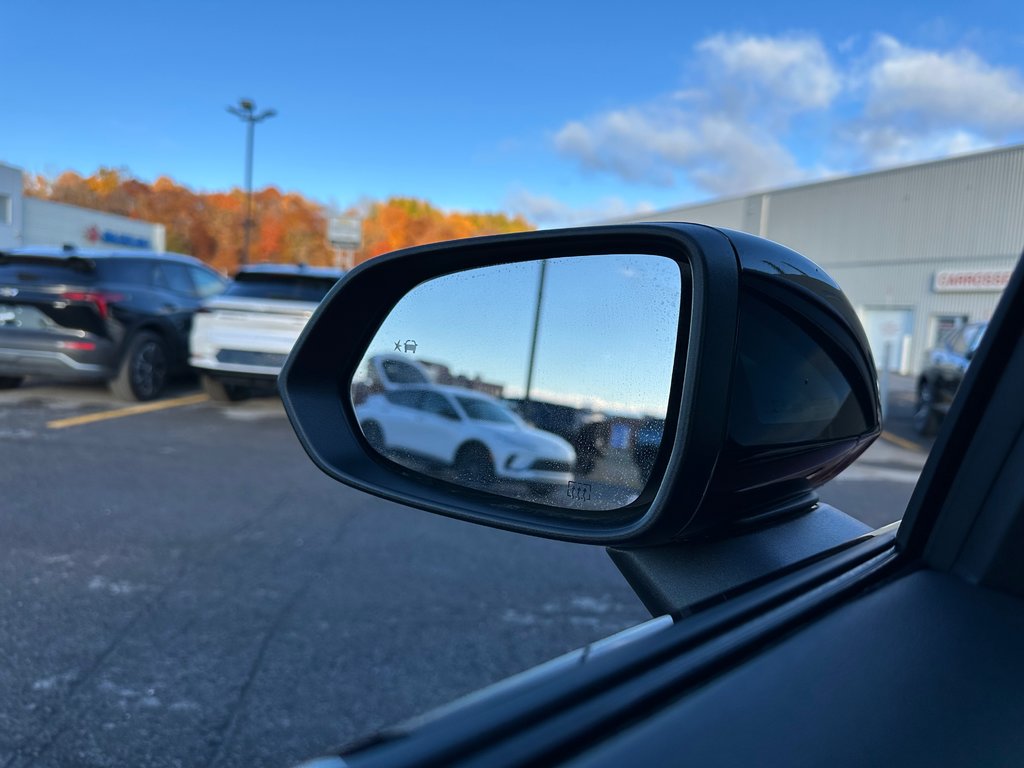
3 1 1024 226
360 255 681 415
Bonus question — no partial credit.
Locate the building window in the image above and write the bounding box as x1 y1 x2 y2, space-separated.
932 315 968 347
0 195 11 225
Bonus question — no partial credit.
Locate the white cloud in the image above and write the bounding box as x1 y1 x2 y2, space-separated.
865 35 1024 132
552 31 1024 199
554 105 806 196
841 35 1024 166
697 33 841 110
554 108 702 187
847 126 988 167
505 188 655 228
553 32 838 196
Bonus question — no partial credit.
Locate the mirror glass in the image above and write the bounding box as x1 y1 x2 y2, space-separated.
350 254 685 511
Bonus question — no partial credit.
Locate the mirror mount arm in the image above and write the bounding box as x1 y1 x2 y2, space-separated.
607 504 871 617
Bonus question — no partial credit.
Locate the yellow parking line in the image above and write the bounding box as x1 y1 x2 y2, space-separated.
47 393 210 430
880 430 926 454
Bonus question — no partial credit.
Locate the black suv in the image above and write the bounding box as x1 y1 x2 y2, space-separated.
0 247 227 400
915 321 987 435
504 398 611 475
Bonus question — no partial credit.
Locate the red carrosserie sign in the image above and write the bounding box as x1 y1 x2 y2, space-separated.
933 270 1012 293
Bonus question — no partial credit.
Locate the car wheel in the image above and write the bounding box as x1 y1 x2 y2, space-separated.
110 331 169 402
362 421 386 452
913 381 941 437
201 374 250 403
455 444 496 486
0 376 23 389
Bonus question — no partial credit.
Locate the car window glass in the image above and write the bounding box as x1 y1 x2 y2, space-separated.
384 390 422 409
190 267 226 298
0 255 99 285
949 329 969 356
98 259 158 286
157 263 197 296
381 359 430 385
225 274 338 302
421 392 459 420
456 396 516 424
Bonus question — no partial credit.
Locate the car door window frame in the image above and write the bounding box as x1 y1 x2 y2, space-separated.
189 265 227 299
385 390 424 410
420 392 461 421
948 327 969 356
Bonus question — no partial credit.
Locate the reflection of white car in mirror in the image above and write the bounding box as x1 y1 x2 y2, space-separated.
371 353 432 388
356 384 577 491
351 353 433 406
189 264 344 401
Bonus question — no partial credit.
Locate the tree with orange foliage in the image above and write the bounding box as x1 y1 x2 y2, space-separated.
356 197 532 263
25 170 533 271
24 169 336 271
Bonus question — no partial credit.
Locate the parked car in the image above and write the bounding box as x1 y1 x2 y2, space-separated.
0 246 227 400
369 352 432 389
631 417 665 477
356 384 576 491
351 353 444 407
281 224 1024 767
189 263 344 401
505 398 611 475
914 320 987 435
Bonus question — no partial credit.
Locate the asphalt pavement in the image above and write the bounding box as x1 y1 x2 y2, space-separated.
0 376 934 767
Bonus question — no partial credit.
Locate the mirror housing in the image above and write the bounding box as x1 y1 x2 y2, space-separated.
281 224 880 547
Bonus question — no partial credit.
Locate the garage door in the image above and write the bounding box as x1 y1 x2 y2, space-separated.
862 308 914 372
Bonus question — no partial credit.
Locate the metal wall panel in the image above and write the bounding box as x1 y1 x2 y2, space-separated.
0 163 24 250
623 145 1024 374
23 198 167 252
630 195 755 231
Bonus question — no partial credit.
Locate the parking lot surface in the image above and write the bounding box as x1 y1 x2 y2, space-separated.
1 382 650 768
0 379 927 767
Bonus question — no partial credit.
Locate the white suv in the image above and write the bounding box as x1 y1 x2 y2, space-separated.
189 264 344 400
356 385 577 492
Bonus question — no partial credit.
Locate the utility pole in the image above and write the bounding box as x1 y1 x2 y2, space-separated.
523 259 548 419
227 98 276 265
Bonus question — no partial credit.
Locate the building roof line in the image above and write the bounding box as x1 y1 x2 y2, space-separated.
627 141 1024 222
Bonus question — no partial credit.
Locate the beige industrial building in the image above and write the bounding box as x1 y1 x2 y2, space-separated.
623 144 1024 375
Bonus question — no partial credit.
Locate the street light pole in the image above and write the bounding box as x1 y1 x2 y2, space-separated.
523 259 548 419
227 98 276 265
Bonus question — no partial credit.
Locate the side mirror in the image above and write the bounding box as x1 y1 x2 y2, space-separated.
281 224 880 547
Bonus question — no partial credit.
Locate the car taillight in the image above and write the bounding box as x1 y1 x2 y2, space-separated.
61 291 124 320
57 340 97 351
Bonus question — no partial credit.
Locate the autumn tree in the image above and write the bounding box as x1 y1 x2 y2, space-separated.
25 170 533 271
24 168 336 271
356 197 532 263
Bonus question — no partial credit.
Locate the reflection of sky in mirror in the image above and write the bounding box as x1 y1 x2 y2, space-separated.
359 254 682 417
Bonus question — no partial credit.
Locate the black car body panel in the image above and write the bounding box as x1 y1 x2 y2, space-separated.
504 398 611 475
919 321 986 411
0 326 117 378
0 248 226 397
